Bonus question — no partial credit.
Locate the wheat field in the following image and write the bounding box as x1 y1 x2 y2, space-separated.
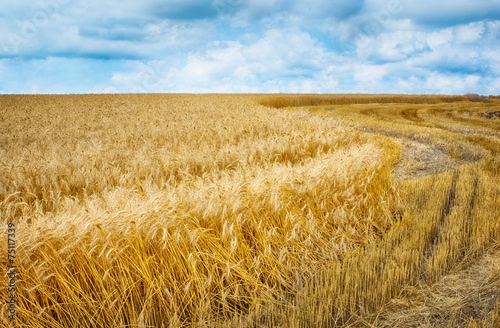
1 94 499 327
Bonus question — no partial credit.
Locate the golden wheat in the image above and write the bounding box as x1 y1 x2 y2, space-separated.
0 94 499 327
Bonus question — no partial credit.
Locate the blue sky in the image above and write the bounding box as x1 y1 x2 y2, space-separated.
1 0 499 94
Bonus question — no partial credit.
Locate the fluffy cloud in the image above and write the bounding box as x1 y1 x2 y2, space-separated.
356 21 498 73
110 28 340 93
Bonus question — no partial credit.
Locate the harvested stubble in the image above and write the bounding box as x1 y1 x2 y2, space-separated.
0 94 499 327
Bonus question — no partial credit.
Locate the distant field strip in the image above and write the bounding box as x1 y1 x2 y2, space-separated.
323 100 500 179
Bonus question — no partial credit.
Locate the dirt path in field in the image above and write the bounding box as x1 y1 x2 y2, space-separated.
296 101 500 326
353 126 467 182
366 128 500 327
390 137 465 181
357 106 500 327
355 105 500 181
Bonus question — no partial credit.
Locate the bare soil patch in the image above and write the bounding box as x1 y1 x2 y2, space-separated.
392 138 464 181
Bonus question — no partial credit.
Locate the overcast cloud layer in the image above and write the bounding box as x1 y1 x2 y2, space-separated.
1 0 499 94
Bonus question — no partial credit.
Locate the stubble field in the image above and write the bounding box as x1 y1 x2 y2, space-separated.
1 94 499 327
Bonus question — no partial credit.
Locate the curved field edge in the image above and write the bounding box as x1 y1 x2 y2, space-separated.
0 94 498 327
245 94 500 327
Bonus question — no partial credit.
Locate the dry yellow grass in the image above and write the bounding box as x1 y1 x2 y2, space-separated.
0 94 499 327
259 94 467 108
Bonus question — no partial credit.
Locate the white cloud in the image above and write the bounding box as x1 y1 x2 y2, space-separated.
353 64 387 82
109 28 341 93
180 41 246 84
357 29 428 61
426 29 453 50
387 73 482 95
242 29 329 74
454 22 485 43
423 72 481 94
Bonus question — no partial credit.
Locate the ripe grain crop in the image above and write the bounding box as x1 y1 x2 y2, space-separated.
0 94 499 327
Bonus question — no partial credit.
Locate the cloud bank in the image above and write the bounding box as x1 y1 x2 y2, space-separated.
0 0 499 94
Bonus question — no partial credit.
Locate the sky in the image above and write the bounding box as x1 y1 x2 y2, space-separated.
0 0 499 94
